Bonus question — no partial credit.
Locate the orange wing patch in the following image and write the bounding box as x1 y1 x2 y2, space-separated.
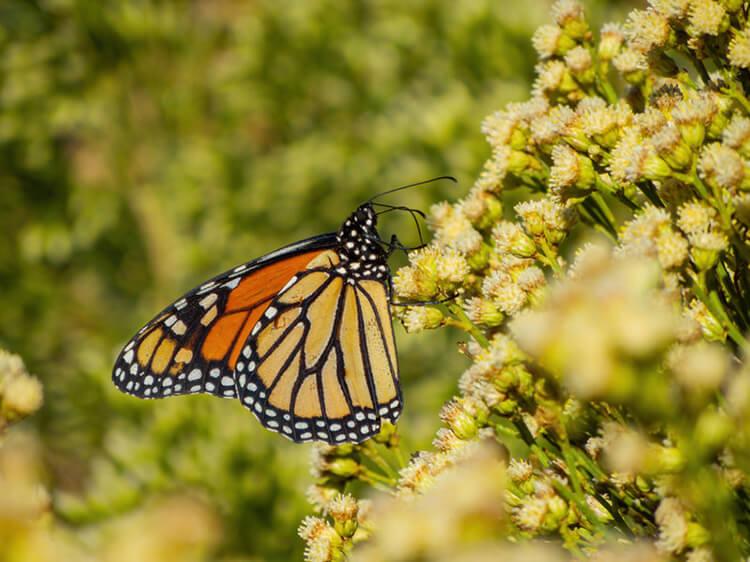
113 244 335 401
202 312 248 361
198 250 325 367
226 251 323 312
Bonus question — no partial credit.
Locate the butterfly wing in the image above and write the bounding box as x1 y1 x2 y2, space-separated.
112 234 339 400
234 255 402 444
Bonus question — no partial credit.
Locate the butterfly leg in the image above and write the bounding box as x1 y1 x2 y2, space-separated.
385 234 427 256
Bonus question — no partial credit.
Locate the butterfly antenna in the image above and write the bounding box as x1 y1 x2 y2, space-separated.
372 203 427 248
367 175 457 203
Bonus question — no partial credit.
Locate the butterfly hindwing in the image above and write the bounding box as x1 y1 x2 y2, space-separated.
112 235 338 401
234 253 401 444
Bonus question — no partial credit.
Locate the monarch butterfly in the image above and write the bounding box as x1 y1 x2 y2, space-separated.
112 177 455 444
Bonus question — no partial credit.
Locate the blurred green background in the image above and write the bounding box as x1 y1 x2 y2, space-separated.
0 1 633 559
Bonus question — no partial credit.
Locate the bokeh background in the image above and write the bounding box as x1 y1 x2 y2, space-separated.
1 1 634 560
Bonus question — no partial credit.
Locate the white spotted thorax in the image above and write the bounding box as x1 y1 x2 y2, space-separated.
335 203 389 281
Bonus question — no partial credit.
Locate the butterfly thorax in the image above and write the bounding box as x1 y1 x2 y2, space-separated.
334 203 389 281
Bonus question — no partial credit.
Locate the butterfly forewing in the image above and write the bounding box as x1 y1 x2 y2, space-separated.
112 235 338 401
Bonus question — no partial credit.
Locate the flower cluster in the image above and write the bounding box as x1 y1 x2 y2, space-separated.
301 1 750 560
0 349 43 432
0 349 223 562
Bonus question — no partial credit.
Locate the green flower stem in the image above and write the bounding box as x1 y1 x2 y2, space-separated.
445 303 490 349
731 233 750 262
578 203 617 243
715 260 750 329
491 418 522 441
393 446 406 469
360 467 397 488
691 55 712 85
675 166 733 228
593 492 637 536
591 193 616 227
362 441 399 480
559 438 605 533
637 181 664 208
570 448 607 482
673 170 710 201
548 478 599 534
708 290 747 347
537 238 565 277
613 190 640 211
692 275 747 347
595 74 618 105
723 82 750 115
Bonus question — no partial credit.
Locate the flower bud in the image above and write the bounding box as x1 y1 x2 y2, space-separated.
686 522 711 548
695 409 733 453
613 48 648 85
466 243 491 271
403 306 444 333
598 23 624 61
493 221 537 258
328 493 359 538
373 421 398 447
565 46 595 84
689 233 727 271
465 297 505 328
1 373 43 421
439 399 479 439
652 123 693 171
495 398 518 415
686 299 726 342
648 445 684 473
326 458 361 478
554 0 589 40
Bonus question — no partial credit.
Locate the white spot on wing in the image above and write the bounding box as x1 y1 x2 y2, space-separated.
223 278 241 289
199 293 218 309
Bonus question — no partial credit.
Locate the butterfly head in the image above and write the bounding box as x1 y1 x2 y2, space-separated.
335 203 389 280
